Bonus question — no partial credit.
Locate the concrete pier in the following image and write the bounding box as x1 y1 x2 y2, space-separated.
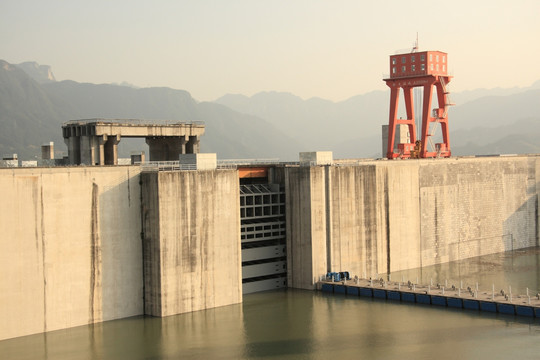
62 119 205 165
141 169 242 317
285 156 540 290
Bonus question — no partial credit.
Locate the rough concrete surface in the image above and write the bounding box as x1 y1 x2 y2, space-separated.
0 166 143 341
141 170 242 317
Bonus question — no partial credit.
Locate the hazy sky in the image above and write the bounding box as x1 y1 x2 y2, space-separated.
2 0 539 102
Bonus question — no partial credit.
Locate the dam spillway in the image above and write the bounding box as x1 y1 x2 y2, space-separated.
1 154 539 340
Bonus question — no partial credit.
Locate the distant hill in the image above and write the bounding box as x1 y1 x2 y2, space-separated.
2 58 540 160
216 84 540 158
0 60 302 160
15 62 56 84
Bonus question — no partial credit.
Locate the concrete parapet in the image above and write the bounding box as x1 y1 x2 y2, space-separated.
41 142 54 160
179 153 217 170
299 151 333 166
0 160 18 167
19 160 38 167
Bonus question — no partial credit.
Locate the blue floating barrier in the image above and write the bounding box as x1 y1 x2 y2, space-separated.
347 286 359 296
321 283 334 293
387 291 400 301
401 292 415 302
479 301 497 312
416 294 431 304
516 306 534 317
359 288 373 297
497 303 515 315
431 296 446 306
535 307 540 318
335 285 346 294
447 297 463 308
463 299 479 310
373 289 386 299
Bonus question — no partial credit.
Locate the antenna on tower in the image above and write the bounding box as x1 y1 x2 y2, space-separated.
412 33 419 52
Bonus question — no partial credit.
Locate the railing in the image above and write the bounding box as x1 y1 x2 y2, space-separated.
63 119 205 126
139 161 236 171
217 158 280 165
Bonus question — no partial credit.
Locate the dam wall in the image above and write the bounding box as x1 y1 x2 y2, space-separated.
141 170 242 317
0 166 143 341
285 156 540 289
0 166 242 341
2 155 539 339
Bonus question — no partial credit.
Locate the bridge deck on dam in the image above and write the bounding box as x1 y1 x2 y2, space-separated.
62 118 205 165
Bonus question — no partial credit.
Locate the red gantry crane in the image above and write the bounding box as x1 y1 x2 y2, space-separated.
384 45 453 159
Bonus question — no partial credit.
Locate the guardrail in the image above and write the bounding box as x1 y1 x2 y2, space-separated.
63 119 205 126
139 161 236 171
217 159 281 165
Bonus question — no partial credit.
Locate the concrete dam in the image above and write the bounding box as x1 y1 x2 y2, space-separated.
1 154 539 340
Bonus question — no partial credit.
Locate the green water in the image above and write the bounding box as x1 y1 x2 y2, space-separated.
2 248 540 360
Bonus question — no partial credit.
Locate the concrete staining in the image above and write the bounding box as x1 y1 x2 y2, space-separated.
141 170 242 317
0 166 143 340
285 157 540 289
1 155 540 340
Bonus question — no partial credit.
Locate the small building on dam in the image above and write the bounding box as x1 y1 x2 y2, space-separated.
1 120 540 340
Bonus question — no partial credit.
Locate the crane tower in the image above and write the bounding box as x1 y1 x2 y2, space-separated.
384 48 452 159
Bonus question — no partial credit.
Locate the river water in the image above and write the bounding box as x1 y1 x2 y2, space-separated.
2 248 540 360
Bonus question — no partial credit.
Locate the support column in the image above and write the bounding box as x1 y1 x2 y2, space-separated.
98 136 106 166
420 82 435 158
146 137 167 161
64 136 81 165
180 136 187 155
386 86 400 159
186 136 200 154
104 134 120 165
80 135 98 165
146 137 187 161
164 137 183 159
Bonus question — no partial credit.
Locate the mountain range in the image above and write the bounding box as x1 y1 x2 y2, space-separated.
1 59 540 161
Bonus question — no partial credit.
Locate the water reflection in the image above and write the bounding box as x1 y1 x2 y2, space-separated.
389 247 540 295
1 248 540 360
